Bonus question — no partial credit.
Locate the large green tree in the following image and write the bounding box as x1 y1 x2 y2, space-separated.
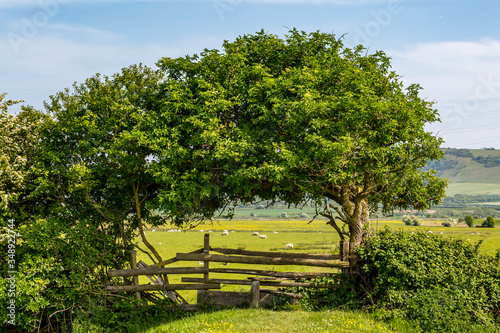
42 64 167 263
0 66 178 330
153 29 447 252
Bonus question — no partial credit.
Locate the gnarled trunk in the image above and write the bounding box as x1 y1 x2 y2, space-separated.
347 198 370 254
325 192 370 255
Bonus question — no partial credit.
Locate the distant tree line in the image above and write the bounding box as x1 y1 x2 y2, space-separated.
442 148 474 158
435 148 500 168
473 155 500 168
442 194 500 205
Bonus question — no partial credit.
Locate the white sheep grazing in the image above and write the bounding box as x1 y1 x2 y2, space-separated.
252 232 259 236
259 234 267 239
285 243 293 249
221 230 229 236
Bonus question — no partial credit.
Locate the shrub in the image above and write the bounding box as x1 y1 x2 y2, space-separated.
0 218 133 332
465 214 475 227
281 228 500 331
402 215 412 225
442 218 456 227
483 216 496 228
403 287 498 332
402 215 420 226
351 228 500 332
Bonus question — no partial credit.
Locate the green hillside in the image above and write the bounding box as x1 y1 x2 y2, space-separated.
425 148 500 195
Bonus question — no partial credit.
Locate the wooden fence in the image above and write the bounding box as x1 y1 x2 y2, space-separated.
105 234 353 309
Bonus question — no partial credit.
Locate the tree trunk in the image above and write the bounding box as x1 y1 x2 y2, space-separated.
348 198 370 254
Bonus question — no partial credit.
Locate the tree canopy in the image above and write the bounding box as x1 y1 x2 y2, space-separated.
41 64 170 263
152 29 447 250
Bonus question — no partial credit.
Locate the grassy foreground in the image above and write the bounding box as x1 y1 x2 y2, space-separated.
143 308 416 333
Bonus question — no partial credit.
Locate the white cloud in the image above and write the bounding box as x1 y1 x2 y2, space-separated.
389 38 500 148
389 39 500 103
0 23 220 113
46 23 120 38
391 39 500 74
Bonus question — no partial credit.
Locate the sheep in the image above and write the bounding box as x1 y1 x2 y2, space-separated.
252 232 259 236
221 230 229 236
259 234 267 239
285 243 293 249
273 231 278 234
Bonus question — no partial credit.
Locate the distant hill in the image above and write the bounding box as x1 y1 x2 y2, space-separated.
424 148 500 196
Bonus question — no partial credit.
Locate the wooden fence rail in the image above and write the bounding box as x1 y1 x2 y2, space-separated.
181 277 341 289
107 267 208 278
105 283 220 293
105 233 352 309
207 268 337 279
175 253 348 268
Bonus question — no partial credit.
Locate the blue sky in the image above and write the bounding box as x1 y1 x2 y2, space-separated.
2 0 500 148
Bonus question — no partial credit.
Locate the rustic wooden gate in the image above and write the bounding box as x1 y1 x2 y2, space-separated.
105 234 352 309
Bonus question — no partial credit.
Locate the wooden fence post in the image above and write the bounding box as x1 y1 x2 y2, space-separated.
340 241 349 261
250 280 260 308
340 241 350 274
204 233 210 281
130 250 141 300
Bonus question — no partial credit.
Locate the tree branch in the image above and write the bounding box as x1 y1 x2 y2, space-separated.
132 183 163 264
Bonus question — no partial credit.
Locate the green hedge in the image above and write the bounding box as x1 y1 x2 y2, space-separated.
355 228 500 331
296 228 500 332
